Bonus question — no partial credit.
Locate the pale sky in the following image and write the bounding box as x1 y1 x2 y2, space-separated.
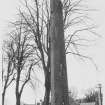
0 0 105 105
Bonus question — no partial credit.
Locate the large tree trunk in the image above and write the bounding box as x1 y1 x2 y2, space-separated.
50 0 69 105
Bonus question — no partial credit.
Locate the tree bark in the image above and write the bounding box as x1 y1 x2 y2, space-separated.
16 93 21 105
2 79 7 105
2 89 6 105
16 70 21 105
50 0 69 105
43 71 51 105
2 61 11 105
42 69 51 105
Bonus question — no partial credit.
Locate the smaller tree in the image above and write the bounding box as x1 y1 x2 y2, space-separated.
5 19 40 105
2 41 16 105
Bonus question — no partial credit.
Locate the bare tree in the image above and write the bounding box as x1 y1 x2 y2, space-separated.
2 41 16 105
5 19 40 105
13 1 51 104
11 0 98 104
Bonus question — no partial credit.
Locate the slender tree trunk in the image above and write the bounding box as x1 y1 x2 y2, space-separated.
2 76 9 105
50 0 69 105
44 85 50 105
2 89 6 105
16 71 21 105
44 71 51 105
2 62 10 105
16 93 21 105
2 81 7 105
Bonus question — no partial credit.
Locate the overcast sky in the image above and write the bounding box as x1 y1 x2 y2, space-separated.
0 0 105 105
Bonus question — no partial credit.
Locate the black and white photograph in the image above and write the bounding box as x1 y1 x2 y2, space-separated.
0 0 105 105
